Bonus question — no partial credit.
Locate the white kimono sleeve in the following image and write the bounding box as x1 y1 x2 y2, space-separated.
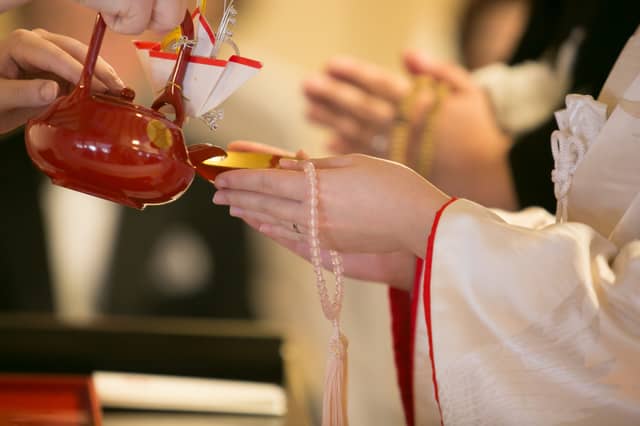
390 198 640 426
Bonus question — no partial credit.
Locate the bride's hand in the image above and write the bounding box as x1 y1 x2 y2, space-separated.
213 152 450 257
244 216 416 291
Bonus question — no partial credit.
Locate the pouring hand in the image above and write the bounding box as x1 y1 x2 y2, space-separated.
75 0 189 34
0 28 125 134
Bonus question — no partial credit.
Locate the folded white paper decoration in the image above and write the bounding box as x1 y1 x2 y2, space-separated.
133 5 262 128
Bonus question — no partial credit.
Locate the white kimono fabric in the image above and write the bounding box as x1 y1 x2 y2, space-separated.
390 197 640 426
389 28 640 426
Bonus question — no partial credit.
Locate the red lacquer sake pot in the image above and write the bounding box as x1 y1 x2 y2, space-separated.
25 12 197 210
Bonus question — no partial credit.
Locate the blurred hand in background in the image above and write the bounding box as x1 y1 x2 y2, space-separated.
303 55 409 158
303 50 517 210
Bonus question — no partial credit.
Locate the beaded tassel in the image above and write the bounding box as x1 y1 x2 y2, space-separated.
304 162 349 426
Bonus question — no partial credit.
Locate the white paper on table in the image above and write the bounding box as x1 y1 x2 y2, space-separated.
93 371 287 416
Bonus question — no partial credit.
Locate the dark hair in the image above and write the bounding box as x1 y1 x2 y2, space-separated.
511 0 639 94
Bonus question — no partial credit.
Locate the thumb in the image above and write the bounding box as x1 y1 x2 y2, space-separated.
0 79 59 110
403 49 472 91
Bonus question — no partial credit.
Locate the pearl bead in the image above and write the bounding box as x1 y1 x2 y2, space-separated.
304 161 344 324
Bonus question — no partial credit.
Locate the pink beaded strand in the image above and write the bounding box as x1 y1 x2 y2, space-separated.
304 161 349 426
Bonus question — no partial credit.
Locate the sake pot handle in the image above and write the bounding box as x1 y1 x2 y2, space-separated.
151 10 194 128
78 14 107 96
78 14 136 102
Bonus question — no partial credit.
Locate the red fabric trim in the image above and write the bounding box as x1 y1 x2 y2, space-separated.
423 197 457 426
229 55 263 69
389 197 457 426
389 288 412 426
388 257 424 426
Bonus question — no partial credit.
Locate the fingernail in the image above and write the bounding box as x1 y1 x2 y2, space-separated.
229 206 244 217
39 81 58 102
279 158 299 168
214 177 227 188
212 191 227 204
115 77 125 89
112 71 125 89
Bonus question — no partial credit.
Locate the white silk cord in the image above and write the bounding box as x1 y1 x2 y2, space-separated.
550 130 584 223
550 94 607 223
304 162 349 426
